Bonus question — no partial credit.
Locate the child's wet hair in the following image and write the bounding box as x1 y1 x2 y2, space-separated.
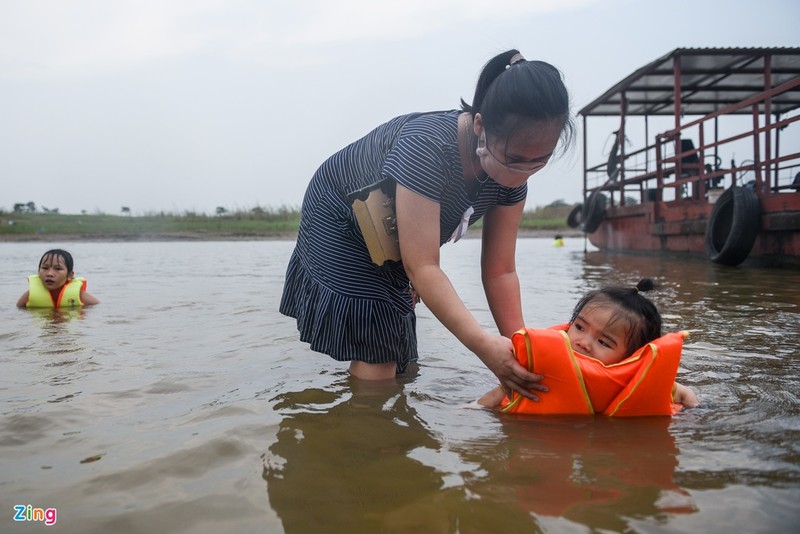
569 278 662 357
39 249 74 273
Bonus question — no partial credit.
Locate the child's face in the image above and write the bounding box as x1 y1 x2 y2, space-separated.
39 255 72 291
567 303 630 365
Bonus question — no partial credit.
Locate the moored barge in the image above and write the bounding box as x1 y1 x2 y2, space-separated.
571 47 800 266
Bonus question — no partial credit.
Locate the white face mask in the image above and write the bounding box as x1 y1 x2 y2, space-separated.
477 133 548 175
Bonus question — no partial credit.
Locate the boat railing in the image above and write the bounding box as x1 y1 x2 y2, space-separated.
585 77 800 207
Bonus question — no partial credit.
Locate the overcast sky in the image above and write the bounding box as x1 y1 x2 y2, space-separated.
1 0 798 215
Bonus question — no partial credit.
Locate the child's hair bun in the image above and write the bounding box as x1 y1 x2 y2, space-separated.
635 278 656 293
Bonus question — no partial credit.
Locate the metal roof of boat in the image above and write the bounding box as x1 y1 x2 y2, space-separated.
579 47 800 117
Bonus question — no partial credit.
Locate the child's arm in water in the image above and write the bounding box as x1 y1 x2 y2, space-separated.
81 291 100 305
16 291 29 308
16 290 100 307
674 382 699 408
477 386 506 408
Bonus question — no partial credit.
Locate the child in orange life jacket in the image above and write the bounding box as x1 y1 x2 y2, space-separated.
479 279 698 409
17 249 100 308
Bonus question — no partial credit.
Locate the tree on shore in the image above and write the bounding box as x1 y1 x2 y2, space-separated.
13 202 37 213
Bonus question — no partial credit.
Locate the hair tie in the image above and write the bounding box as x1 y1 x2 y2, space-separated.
506 53 526 69
633 286 640 293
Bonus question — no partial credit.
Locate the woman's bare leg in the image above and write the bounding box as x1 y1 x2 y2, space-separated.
349 361 396 380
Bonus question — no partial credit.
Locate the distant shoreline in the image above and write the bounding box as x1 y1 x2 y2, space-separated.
0 228 584 243
1 207 582 243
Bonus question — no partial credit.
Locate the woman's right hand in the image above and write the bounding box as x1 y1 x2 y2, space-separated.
475 333 547 401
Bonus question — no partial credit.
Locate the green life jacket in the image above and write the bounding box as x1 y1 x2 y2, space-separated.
27 275 85 308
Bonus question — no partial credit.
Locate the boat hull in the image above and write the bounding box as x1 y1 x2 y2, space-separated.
588 195 800 265
578 47 800 268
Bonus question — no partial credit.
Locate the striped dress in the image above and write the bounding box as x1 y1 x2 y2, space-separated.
279 110 527 372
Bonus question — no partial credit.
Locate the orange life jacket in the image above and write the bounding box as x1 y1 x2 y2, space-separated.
501 324 685 417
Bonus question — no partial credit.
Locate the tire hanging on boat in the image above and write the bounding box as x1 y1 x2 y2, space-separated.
704 186 761 266
581 191 606 233
567 204 583 229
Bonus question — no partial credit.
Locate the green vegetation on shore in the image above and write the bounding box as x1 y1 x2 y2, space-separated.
0 203 577 241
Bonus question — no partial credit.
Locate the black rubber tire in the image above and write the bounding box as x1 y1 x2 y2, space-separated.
581 191 606 233
705 186 761 266
566 204 583 229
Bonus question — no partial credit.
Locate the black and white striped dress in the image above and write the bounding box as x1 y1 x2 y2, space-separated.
279 110 527 372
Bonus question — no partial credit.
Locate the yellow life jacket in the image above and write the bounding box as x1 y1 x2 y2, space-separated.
501 324 685 417
26 275 86 308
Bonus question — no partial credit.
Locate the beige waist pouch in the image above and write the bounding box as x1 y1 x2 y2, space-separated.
349 180 400 266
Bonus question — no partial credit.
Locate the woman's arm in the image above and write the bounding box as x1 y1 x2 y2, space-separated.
16 291 29 308
396 185 545 400
480 202 525 337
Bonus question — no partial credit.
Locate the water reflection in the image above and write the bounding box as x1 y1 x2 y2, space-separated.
456 417 695 531
26 307 86 326
9 308 93 397
265 373 697 532
265 374 447 534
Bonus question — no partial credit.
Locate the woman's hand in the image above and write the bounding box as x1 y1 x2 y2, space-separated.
475 333 547 401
